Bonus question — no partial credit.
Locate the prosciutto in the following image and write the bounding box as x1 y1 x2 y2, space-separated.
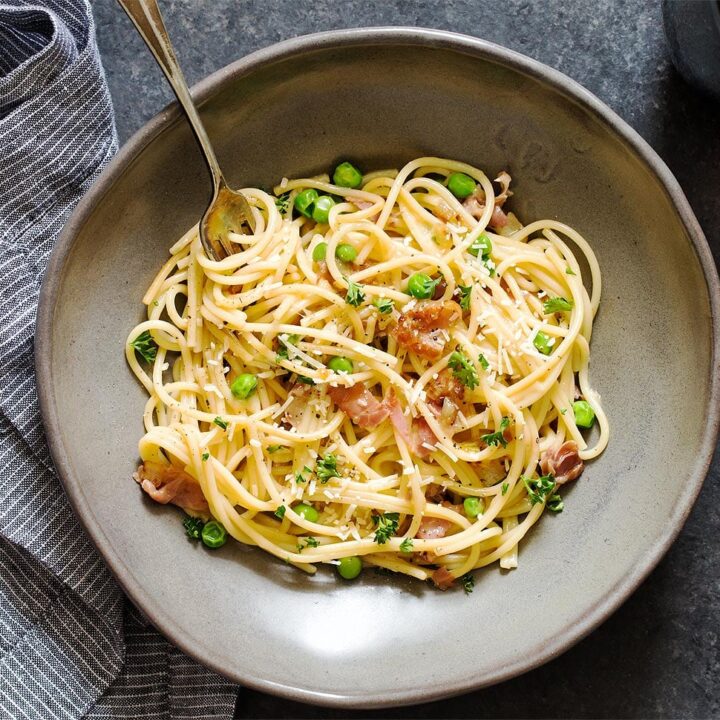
384 390 437 458
411 417 438 455
416 516 452 540
424 368 474 432
540 441 584 485
328 385 442 457
384 388 411 437
462 171 512 229
328 383 390 430
490 205 508 229
463 194 508 228
431 567 455 590
134 461 209 513
426 368 465 408
494 171 513 206
394 300 461 360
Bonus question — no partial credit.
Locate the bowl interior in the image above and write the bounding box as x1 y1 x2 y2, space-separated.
42 33 716 706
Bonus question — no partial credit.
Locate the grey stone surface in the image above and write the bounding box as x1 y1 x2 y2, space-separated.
92 1 720 717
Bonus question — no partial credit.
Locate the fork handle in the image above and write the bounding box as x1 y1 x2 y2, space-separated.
117 0 225 191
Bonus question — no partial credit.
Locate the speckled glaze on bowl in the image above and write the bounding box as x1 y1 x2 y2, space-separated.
36 28 720 708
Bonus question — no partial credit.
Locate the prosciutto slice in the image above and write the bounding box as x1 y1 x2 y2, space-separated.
384 390 437 458
540 441 584 485
134 461 209 512
431 567 455 590
328 385 443 458
463 194 509 228
416 516 452 540
394 300 461 360
462 171 513 229
328 383 390 430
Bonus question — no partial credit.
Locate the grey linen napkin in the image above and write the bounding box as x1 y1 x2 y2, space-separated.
0 2 237 718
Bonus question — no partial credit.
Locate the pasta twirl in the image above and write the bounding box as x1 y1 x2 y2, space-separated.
125 157 608 589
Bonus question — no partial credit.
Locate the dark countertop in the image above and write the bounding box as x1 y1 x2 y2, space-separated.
93 1 720 717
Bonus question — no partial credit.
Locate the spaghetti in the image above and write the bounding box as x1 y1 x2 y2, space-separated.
125 157 608 589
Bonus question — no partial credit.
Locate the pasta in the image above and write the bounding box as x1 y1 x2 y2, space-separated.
125 157 608 589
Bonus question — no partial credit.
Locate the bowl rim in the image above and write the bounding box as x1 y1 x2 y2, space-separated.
35 26 720 708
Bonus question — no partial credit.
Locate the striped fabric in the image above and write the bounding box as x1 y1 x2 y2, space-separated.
0 2 237 718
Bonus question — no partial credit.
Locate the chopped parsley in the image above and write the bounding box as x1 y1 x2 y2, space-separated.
448 350 479 389
274 504 287 519
478 353 490 371
297 375 316 385
315 454 340 483
522 474 556 505
459 572 475 594
276 333 300 361
566 267 576 275
373 512 400 544
547 494 564 513
481 417 510 447
275 192 290 214
372 297 394 314
295 465 312 483
297 536 320 551
458 284 473 311
267 445 285 453
501 482 509 496
130 330 157 363
201 452 209 461
345 280 366 306
183 516 204 540
213 416 228 430
399 537 414 554
543 297 574 314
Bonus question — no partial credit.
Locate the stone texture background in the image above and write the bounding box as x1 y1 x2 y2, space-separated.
92 1 720 717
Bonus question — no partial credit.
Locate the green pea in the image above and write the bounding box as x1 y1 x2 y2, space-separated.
294 188 318 218
573 400 596 428
469 233 492 258
337 555 363 580
312 242 327 262
293 503 319 523
312 195 335 224
406 272 439 299
328 357 353 374
463 496 484 518
447 172 477 199
335 243 358 263
230 373 257 399
333 161 363 189
201 520 227 548
533 331 554 355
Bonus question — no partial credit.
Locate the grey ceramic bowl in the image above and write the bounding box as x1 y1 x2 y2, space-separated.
36 28 720 708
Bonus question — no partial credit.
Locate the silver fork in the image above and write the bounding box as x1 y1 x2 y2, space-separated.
117 0 255 260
